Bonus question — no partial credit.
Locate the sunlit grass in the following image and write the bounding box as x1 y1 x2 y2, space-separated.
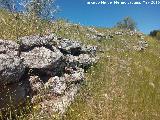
64 36 160 120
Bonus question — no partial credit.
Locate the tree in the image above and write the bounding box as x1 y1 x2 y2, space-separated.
0 0 17 12
0 0 58 20
116 16 137 31
26 0 58 20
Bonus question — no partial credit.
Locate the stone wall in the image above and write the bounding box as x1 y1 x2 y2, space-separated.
0 34 98 115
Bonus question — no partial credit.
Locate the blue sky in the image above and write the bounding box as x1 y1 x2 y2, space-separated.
56 0 160 34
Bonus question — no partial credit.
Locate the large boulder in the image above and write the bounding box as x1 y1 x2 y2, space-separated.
20 47 65 76
58 38 98 56
58 39 82 55
0 54 25 85
21 47 63 69
40 84 80 114
45 76 66 95
66 54 98 69
81 45 97 55
0 39 20 56
19 34 57 51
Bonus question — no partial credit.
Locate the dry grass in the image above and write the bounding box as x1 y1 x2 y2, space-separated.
63 36 160 120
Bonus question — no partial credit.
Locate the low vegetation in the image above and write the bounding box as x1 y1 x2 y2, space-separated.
150 30 160 41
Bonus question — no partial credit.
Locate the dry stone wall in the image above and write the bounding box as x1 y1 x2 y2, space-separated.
0 34 98 114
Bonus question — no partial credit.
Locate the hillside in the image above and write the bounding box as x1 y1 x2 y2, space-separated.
0 9 160 120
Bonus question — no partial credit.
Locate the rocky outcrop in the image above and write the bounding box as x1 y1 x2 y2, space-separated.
40 84 80 114
0 39 20 56
57 38 82 55
64 68 84 83
133 40 148 51
0 54 25 85
21 46 64 76
65 54 98 69
0 34 98 116
45 76 67 95
85 28 145 42
18 34 56 51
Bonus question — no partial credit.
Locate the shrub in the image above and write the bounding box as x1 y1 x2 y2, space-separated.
149 30 160 37
115 16 137 31
156 32 160 40
149 30 160 40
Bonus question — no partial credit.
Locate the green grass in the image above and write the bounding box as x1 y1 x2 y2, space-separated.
0 9 55 40
63 36 160 120
0 9 160 120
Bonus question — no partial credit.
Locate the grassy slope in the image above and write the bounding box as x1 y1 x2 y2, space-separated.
0 9 54 40
0 10 160 120
64 36 160 120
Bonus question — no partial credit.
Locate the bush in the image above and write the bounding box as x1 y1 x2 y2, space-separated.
149 30 160 37
156 32 160 40
115 16 137 31
149 30 160 40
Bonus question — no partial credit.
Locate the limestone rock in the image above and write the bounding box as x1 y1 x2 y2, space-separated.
0 39 20 56
58 39 82 55
64 68 84 83
66 54 98 69
114 31 123 35
81 45 97 55
0 54 25 85
45 76 66 95
19 34 56 51
40 84 80 114
29 76 44 94
133 41 148 51
138 40 148 48
21 47 63 69
0 34 99 116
